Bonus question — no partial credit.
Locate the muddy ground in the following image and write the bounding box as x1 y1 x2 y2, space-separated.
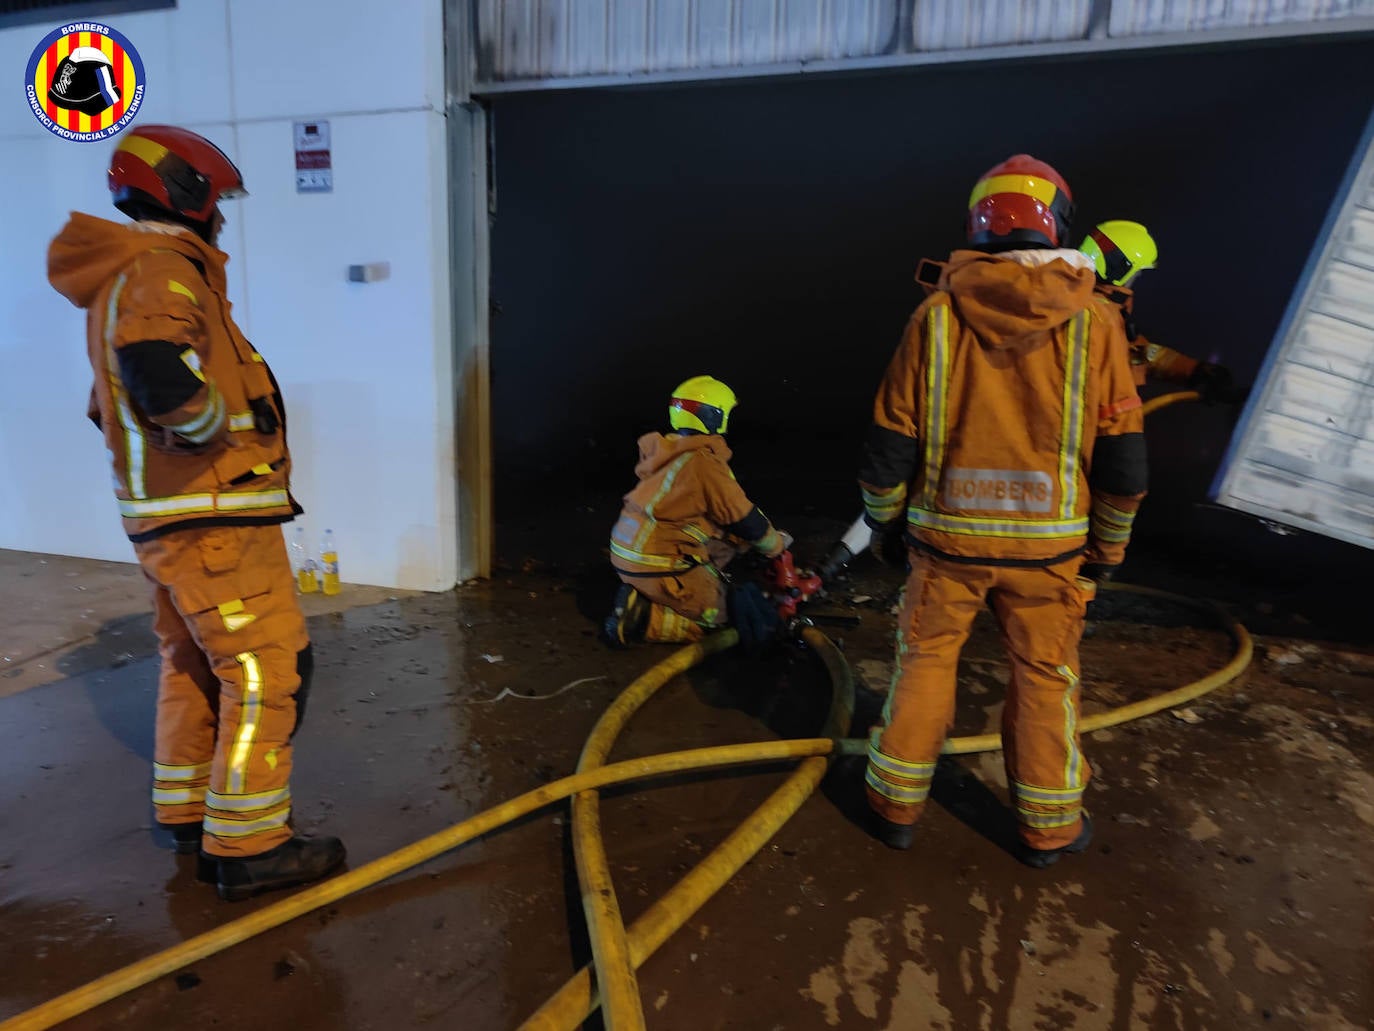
1 514 1371 1030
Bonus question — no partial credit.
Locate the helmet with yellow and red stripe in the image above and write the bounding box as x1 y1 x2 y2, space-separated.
967 154 1074 251
108 125 245 233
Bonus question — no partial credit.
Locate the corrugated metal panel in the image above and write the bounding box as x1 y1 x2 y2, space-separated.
1109 0 1374 36
476 1 902 81
912 0 1091 51
1211 111 1374 549
472 0 1374 87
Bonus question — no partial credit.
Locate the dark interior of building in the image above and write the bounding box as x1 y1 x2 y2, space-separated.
488 35 1374 606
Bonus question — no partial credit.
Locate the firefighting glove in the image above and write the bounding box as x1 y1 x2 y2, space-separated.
1078 562 1119 586
728 581 780 656
1187 362 1239 405
868 523 908 570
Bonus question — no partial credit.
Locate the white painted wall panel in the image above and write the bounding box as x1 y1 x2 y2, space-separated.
230 0 444 118
234 110 453 590
0 0 456 590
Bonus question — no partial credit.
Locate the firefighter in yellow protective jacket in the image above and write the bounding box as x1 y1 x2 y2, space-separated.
1080 220 1245 402
47 126 345 901
605 376 791 648
859 155 1148 867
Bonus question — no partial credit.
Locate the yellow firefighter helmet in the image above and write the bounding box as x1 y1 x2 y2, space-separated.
669 375 737 435
1080 220 1158 287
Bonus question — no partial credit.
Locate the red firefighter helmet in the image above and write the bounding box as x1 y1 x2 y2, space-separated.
966 154 1074 250
108 125 246 224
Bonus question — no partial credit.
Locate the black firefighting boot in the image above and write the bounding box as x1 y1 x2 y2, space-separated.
162 822 220 882
209 835 347 902
162 822 203 855
1018 814 1094 869
602 583 649 648
870 813 916 851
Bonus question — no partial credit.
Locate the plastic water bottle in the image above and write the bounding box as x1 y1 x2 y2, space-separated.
292 525 318 593
320 529 340 596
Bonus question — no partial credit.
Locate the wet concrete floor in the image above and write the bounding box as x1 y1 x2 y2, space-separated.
1 522 1371 1030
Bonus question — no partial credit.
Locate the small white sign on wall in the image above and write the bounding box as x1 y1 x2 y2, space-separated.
294 120 332 193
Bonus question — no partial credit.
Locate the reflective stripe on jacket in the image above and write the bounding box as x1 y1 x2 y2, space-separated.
609 432 772 576
860 249 1147 566
49 216 298 541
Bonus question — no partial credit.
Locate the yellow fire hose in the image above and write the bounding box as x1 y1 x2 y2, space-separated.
507 388 1246 1030
0 737 848 1031
541 625 853 1031
1 390 1245 1030
1143 388 1201 413
565 633 735 1031
527 592 1251 1030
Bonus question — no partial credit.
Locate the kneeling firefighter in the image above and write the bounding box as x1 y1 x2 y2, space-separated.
604 376 791 649
858 155 1149 867
47 126 345 901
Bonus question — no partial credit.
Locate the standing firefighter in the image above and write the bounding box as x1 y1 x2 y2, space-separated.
605 376 790 648
1080 219 1244 402
47 125 345 901
859 155 1148 867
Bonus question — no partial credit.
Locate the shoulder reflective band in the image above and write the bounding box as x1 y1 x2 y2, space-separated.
118 489 289 519
920 304 952 508
1058 310 1091 520
229 411 256 432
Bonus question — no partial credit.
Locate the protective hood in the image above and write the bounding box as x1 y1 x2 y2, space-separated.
633 431 732 480
937 247 1097 354
48 212 224 310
